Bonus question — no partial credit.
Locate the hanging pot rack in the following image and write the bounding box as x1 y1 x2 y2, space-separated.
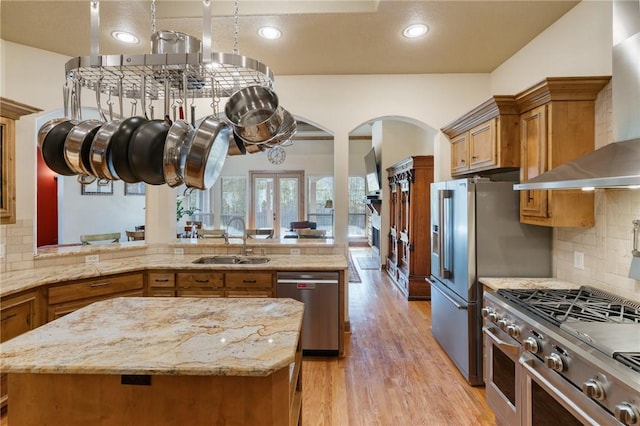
64 0 275 105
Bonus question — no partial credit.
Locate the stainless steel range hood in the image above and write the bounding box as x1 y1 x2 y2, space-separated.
515 0 640 191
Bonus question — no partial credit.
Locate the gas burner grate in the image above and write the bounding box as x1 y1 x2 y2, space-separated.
615 353 640 374
497 287 640 325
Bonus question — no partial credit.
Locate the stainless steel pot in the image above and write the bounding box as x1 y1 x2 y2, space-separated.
224 85 284 143
64 119 103 176
90 119 122 180
163 120 194 187
151 31 201 54
185 116 230 190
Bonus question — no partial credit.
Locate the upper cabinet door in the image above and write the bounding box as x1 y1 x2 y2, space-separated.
519 105 549 219
450 133 469 175
468 118 497 170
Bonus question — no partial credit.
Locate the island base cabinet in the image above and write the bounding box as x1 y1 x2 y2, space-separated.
9 368 299 426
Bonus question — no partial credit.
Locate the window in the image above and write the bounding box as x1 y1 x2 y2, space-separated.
348 176 367 238
307 176 333 236
220 177 247 233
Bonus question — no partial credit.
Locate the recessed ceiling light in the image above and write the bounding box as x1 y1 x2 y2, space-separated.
258 26 282 40
111 30 139 44
402 24 428 39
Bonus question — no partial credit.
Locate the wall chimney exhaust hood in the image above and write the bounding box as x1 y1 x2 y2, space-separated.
515 0 640 191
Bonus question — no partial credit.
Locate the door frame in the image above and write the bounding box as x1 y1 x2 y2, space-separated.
248 170 305 236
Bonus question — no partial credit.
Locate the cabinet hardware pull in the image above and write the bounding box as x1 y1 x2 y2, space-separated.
90 282 111 287
471 156 478 159
243 280 257 283
195 279 210 283
0 313 17 322
154 279 170 282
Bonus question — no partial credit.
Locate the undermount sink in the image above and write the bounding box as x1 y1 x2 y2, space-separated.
193 256 271 265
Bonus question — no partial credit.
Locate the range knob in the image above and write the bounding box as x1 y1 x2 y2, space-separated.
497 319 509 330
481 307 492 318
545 353 565 372
488 312 502 322
615 402 639 425
507 324 520 338
582 379 606 401
523 337 539 353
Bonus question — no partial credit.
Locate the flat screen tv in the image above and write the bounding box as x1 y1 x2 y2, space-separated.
364 147 381 195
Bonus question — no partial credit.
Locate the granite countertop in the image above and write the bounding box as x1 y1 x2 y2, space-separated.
480 277 581 291
0 254 348 298
0 297 304 376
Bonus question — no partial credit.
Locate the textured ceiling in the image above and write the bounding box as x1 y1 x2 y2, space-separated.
1 1 579 76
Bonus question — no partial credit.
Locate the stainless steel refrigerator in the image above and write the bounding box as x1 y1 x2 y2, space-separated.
430 178 551 385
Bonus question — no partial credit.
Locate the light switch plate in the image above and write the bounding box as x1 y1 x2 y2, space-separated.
174 248 184 256
574 251 584 270
290 248 301 255
85 254 99 264
0 243 5 259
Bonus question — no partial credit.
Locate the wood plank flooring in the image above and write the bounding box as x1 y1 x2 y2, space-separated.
301 248 495 426
0 247 495 426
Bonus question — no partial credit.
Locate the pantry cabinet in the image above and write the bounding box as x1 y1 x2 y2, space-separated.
515 76 611 227
442 96 520 177
47 273 144 321
386 156 434 300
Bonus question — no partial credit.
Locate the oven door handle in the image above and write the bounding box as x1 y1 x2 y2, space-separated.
519 352 617 426
482 326 519 355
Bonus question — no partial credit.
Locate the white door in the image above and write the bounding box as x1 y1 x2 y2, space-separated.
250 171 304 237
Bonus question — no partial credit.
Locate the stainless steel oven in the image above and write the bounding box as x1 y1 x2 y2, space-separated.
482 323 522 426
519 352 616 425
483 287 640 426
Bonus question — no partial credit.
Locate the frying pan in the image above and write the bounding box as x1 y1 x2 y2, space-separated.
163 119 194 187
129 116 172 185
227 131 247 156
39 119 77 175
64 119 103 176
109 116 147 183
184 115 230 190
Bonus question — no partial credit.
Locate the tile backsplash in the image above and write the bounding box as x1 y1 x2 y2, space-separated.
0 219 35 273
554 190 640 302
553 83 640 303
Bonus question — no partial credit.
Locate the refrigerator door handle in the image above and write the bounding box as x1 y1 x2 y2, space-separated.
439 189 453 279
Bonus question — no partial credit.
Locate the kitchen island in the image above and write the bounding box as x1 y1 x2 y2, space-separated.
0 297 304 426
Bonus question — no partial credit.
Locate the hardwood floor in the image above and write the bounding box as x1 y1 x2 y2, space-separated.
301 248 495 426
0 247 495 426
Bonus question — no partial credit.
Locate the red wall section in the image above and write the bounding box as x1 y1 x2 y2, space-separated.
37 149 58 247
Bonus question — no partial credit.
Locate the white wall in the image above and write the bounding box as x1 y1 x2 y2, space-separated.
491 1 612 94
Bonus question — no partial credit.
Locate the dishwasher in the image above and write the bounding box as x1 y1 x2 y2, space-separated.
276 271 339 356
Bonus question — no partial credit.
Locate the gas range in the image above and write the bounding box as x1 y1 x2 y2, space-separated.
483 286 640 425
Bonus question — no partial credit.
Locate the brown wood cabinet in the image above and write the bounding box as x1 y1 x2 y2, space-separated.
386 156 434 300
225 271 274 297
1 289 43 407
147 271 176 297
515 77 611 227
47 273 144 321
442 96 520 177
0 98 41 225
176 271 225 297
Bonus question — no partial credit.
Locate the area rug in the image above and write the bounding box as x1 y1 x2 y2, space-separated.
356 256 380 270
348 255 362 283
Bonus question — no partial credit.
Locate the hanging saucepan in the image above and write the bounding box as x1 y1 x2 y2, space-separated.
227 131 247 156
151 30 201 54
129 116 172 185
64 119 103 180
163 119 194 187
184 115 230 190
224 85 284 143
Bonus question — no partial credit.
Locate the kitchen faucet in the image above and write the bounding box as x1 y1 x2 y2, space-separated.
225 216 251 255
